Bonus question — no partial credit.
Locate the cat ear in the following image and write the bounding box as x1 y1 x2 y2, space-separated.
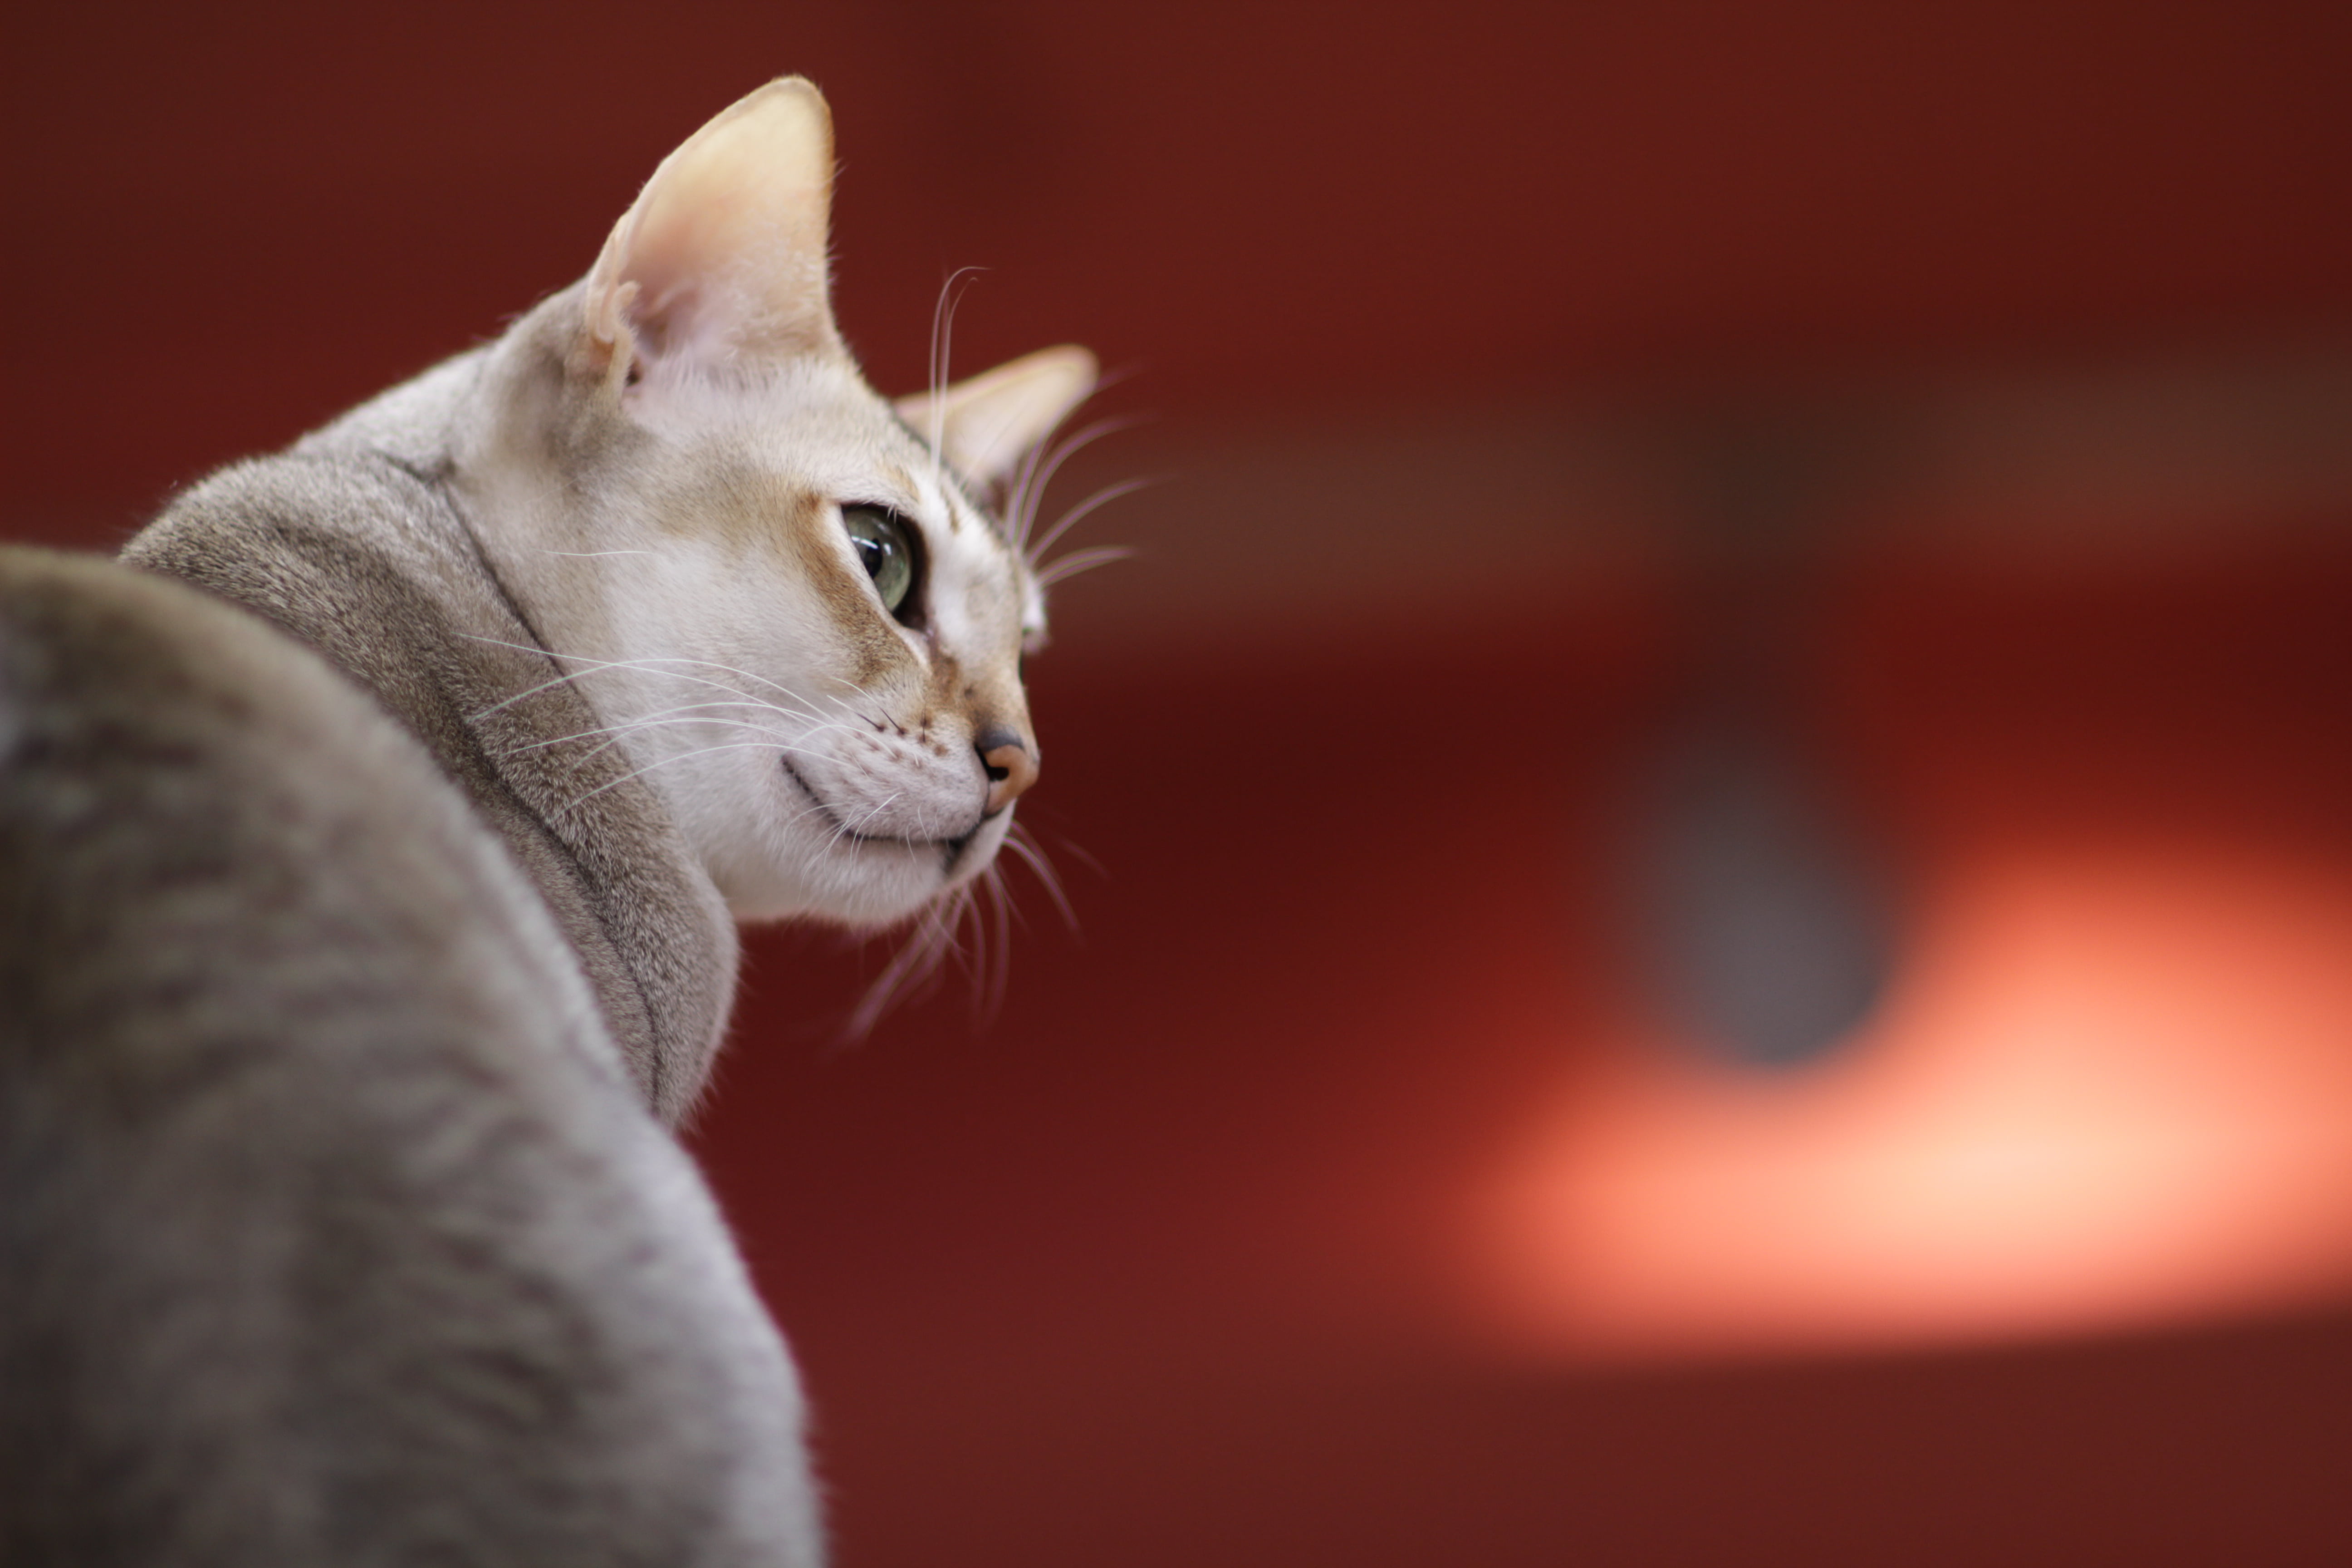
581 78 841 384
895 346 1099 486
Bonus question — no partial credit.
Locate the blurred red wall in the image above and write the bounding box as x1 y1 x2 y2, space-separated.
14 0 2350 534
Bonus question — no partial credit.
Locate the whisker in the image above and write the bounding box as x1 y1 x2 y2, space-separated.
1028 823 1108 882
925 266 986 492
509 715 816 774
495 700 798 757
1034 545 1135 588
1008 415 1141 534
462 642 764 720
460 633 845 717
1005 415 1146 550
554 738 819 814
1000 823 1080 931
1028 475 1159 564
844 888 968 1039
956 867 1001 1026
823 791 906 854
1003 431 1053 545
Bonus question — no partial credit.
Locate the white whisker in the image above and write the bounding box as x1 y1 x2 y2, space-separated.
1034 545 1135 588
460 633 843 718
1000 823 1079 931
1004 415 1145 550
1027 823 1107 882
495 700 796 757
554 739 811 814
844 887 969 1039
973 865 1014 1024
1029 476 1159 561
924 266 985 492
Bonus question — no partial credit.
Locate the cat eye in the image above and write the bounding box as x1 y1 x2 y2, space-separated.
841 504 921 623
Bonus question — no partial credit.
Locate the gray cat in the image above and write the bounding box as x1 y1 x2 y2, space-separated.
1 78 1094 1565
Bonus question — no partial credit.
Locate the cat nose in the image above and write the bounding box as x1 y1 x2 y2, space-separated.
976 724 1039 816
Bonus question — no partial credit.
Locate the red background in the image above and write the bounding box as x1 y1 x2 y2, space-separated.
12 4 2352 1563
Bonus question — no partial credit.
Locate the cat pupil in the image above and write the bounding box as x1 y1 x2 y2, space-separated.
842 503 917 621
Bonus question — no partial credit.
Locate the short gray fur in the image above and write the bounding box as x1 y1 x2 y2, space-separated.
127 378 740 1125
0 502 815 1564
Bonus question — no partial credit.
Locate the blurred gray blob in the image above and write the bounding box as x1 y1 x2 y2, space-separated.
1637 716 1893 1067
1629 404 1899 1068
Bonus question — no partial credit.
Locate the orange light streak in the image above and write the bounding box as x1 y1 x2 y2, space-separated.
1470 841 2352 1361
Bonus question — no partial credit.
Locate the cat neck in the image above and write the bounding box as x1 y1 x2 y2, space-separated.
299 347 494 477
125 360 740 1125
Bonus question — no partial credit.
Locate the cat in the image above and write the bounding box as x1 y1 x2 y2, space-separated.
1 77 1094 1566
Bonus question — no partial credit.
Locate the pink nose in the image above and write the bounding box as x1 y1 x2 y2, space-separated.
976 725 1039 816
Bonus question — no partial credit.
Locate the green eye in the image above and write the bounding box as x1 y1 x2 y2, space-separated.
842 504 919 620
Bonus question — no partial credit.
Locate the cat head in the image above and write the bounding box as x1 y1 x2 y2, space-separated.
466 79 1093 929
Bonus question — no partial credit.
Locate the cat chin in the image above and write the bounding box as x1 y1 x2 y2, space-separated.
716 808 1011 928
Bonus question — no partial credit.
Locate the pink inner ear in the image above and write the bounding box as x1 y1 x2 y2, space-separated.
620 212 836 372
617 218 719 363
586 82 843 377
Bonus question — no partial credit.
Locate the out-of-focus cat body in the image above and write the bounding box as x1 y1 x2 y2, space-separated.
0 78 1094 1565
1 547 815 1564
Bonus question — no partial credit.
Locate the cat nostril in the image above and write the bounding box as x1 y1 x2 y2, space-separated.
975 724 1039 816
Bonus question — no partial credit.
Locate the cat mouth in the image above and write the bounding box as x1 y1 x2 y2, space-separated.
778 757 982 866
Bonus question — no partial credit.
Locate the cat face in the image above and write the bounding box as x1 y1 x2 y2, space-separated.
467 81 1093 928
